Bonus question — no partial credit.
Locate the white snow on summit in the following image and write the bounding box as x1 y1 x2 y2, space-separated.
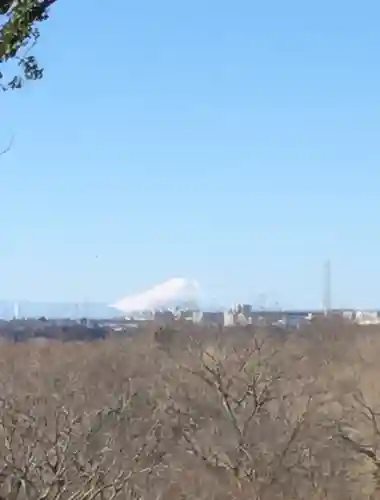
110 278 200 314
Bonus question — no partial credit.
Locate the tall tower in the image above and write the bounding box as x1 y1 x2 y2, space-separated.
13 301 19 320
323 259 331 315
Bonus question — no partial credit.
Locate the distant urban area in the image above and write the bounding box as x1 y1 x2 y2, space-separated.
0 302 379 343
1 272 378 341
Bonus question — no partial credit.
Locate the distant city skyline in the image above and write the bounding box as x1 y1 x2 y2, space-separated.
0 298 377 322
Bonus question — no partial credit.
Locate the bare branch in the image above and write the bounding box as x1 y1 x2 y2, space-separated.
0 133 13 155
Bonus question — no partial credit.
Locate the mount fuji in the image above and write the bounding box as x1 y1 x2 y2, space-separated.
110 278 201 314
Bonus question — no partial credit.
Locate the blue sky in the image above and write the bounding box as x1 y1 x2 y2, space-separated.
0 0 379 309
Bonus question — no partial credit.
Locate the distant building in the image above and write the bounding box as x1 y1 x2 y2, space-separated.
284 315 309 329
342 310 355 322
201 312 224 327
355 311 380 325
224 311 235 327
192 311 203 324
242 304 252 317
154 311 174 323
236 312 249 326
126 310 154 321
178 309 200 322
232 303 243 314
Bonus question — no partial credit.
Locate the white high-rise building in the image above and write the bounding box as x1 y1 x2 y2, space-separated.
13 302 19 320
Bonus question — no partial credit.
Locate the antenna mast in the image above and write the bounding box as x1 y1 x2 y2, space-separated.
323 259 331 315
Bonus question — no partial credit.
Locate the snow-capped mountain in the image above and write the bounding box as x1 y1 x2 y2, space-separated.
110 278 200 314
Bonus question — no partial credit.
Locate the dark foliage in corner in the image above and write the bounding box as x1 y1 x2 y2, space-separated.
0 0 57 90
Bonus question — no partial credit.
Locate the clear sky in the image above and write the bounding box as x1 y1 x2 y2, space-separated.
0 0 379 309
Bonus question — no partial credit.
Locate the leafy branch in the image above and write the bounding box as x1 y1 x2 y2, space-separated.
0 0 57 90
